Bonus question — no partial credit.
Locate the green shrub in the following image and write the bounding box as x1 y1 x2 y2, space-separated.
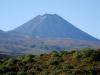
41 70 49 75
92 49 100 61
60 50 68 56
50 50 59 57
5 72 16 75
17 71 26 75
22 55 34 63
60 63 74 70
71 69 85 75
0 65 7 73
48 57 59 65
88 68 97 75
80 48 95 58
73 51 82 58
73 48 95 58
4 58 17 67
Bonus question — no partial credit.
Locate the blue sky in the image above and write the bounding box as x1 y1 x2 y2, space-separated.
0 0 100 39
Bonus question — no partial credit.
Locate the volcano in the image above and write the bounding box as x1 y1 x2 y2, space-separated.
0 14 100 54
12 14 98 41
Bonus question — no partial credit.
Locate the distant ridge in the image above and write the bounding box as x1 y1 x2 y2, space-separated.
12 14 98 41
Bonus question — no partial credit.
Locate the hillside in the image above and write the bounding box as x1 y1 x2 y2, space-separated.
0 48 100 75
0 35 100 54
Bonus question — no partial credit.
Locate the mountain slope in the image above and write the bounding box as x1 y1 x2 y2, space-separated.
0 14 100 54
12 14 98 41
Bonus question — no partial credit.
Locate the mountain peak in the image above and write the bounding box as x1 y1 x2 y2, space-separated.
12 14 98 41
33 14 58 20
43 13 58 16
35 14 59 19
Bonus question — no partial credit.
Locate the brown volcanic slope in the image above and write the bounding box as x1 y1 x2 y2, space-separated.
0 31 100 55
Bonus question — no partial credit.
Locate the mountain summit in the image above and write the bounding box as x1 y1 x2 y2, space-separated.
12 14 98 41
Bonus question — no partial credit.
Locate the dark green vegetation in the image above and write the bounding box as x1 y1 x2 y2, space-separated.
0 48 100 75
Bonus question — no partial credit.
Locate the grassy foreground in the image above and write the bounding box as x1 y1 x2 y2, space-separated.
0 48 100 75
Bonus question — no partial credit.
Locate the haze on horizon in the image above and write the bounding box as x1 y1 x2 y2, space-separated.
0 0 100 39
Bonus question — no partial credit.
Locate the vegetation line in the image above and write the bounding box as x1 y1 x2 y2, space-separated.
0 48 100 75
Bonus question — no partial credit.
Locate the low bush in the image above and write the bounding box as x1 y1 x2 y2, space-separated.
0 48 100 75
